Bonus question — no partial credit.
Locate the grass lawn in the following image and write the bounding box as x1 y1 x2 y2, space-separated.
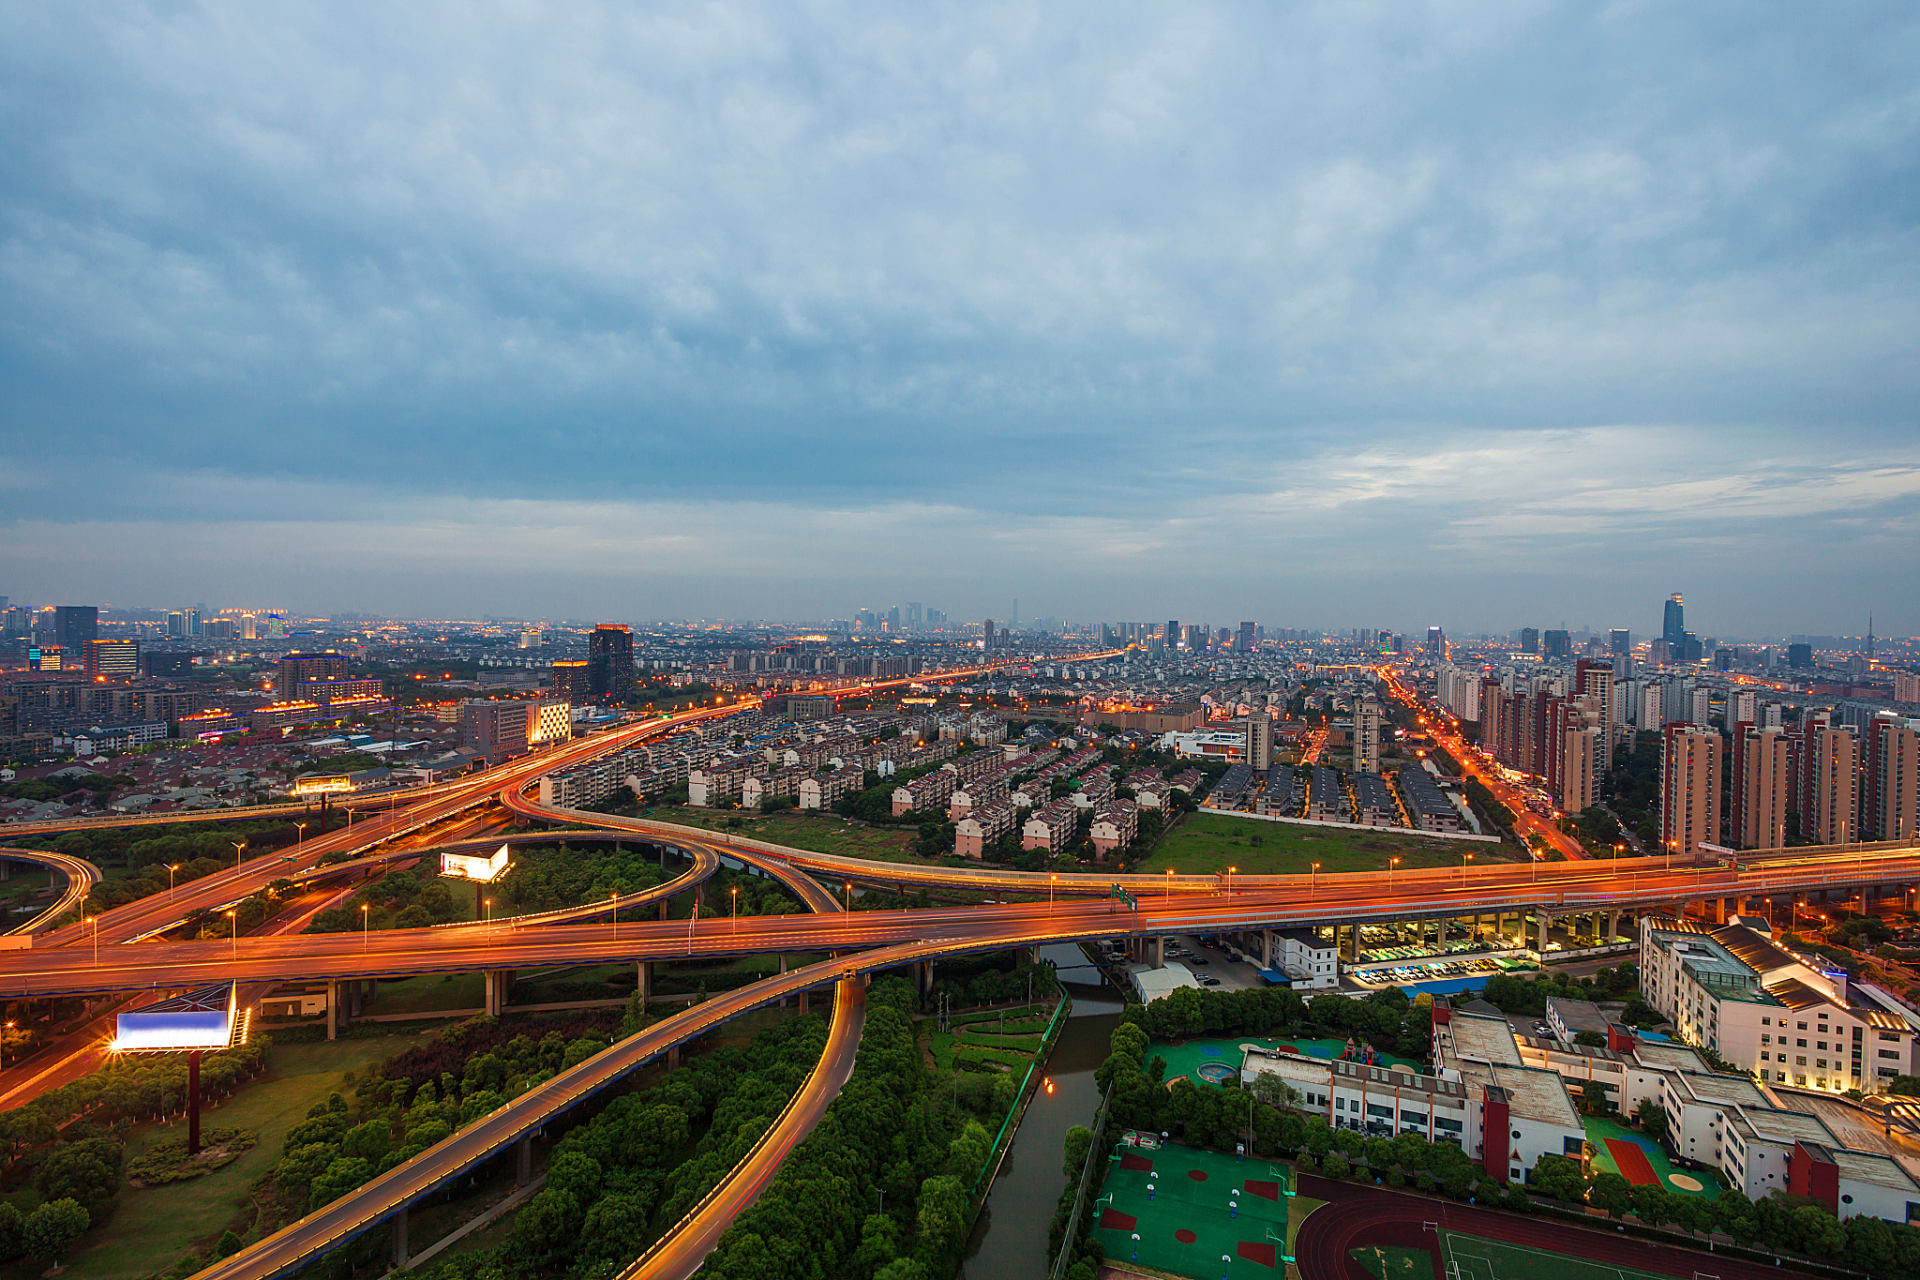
643 810 921 863
366 970 489 1015
33 1033 431 1280
1441 1231 1668 1280
1133 812 1511 877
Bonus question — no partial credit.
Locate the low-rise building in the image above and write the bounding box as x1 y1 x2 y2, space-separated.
955 801 1017 858
1021 797 1081 853
892 769 956 817
1088 800 1138 859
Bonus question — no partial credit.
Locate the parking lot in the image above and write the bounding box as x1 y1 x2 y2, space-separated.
1161 934 1271 992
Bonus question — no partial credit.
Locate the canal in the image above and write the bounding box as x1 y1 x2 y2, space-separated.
960 943 1124 1279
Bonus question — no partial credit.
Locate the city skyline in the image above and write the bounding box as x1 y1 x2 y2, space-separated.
1 5 1917 632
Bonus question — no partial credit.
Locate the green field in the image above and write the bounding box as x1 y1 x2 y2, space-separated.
645 809 922 863
1441 1232 1665 1280
31 1034 427 1280
1134 812 1508 876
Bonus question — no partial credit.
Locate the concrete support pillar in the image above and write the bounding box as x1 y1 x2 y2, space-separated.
0 860 11 881
659 900 669 921
668 1044 681 1069
326 980 339 1041
1153 936 1165 969
392 1206 408 1268
485 971 516 1017
515 1137 532 1187
1714 897 1728 925
1536 911 1551 956
799 990 809 1015
637 963 651 1001
1262 929 1275 968
1345 924 1360 963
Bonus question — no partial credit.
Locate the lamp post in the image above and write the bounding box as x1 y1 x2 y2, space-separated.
227 909 238 962
360 903 369 952
1 1021 12 1072
484 898 492 939
1165 868 1175 901
1462 851 1472 886
296 822 306 857
230 840 245 873
1050 874 1058 917
88 916 97 968
611 891 619 942
168 863 179 901
732 886 739 936
844 882 853 912
1389 856 1399 892
1227 865 1237 897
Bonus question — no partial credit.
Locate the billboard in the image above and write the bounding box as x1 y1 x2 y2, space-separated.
440 845 512 883
115 983 238 1052
292 775 354 796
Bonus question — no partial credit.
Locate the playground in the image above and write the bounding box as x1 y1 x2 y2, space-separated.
1091 1142 1292 1277
1151 1036 1424 1091
1582 1116 1721 1199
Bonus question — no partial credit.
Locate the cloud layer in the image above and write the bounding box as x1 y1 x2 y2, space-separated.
2 2 1917 632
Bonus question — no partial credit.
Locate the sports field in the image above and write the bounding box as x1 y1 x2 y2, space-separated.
1582 1115 1720 1199
1151 1037 1424 1091
1441 1231 1669 1280
1092 1142 1292 1277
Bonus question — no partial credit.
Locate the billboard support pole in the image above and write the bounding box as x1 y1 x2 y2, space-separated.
188 1050 202 1156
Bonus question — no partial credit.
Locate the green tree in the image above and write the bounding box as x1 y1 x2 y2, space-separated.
1062 1125 1094 1179
23 1199 89 1263
577 1193 652 1269
1580 1080 1611 1115
1528 1153 1584 1202
1588 1171 1632 1217
914 1175 968 1265
1633 1098 1668 1142
0 1202 22 1261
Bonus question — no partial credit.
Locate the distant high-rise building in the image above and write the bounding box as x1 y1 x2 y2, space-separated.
277 651 349 698
185 607 202 637
1425 626 1445 657
1809 726 1859 845
1662 594 1685 653
1164 620 1179 649
1787 643 1813 669
1238 622 1256 652
241 613 259 641
85 638 139 679
167 611 186 638
1610 629 1631 656
887 605 900 632
1730 690 1758 725
588 624 634 701
551 660 591 704
1660 724 1722 858
907 602 923 629
1519 628 1539 654
54 606 97 653
1543 630 1571 660
1732 723 1789 850
983 620 996 650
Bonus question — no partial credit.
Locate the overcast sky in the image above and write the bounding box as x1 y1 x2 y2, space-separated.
3 2 1917 638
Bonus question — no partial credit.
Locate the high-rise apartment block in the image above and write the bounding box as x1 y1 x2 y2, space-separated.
587 624 633 701
1519 628 1539 654
1610 629 1630 656
1353 698 1381 774
1543 629 1571 660
1732 723 1789 850
1895 672 1920 704
1865 714 1918 842
1809 726 1859 845
1238 621 1256 652
1660 724 1722 858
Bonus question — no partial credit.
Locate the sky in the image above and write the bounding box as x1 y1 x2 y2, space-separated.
2 2 1917 639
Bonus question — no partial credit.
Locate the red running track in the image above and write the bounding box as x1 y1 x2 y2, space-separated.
1290 1177 1819 1280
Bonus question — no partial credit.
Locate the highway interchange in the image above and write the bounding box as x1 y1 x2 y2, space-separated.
1 661 1915 1279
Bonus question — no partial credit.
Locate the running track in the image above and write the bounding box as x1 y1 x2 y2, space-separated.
1290 1177 1817 1280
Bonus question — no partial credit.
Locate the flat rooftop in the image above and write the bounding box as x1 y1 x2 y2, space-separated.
1486 1063 1581 1129
1445 1013 1523 1066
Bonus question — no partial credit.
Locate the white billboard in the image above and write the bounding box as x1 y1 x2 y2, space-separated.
440 845 512 883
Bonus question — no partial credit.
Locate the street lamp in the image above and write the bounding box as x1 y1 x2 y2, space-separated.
731 886 739 936
361 903 370 952
1050 873 1058 916
484 897 492 938
1311 862 1320 900
168 864 179 901
611 891 619 942
1165 868 1175 901
227 909 238 962
1227 866 1237 897
296 822 306 856
1462 851 1472 886
1 1021 12 1071
230 840 245 873
1389 856 1399 891
87 916 97 968
844 882 853 912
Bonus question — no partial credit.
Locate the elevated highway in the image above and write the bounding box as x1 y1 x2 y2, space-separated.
0 848 100 937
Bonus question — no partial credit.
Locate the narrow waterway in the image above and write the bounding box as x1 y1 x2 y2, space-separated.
960 944 1124 1280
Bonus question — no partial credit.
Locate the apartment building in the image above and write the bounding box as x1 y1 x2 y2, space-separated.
1732 723 1790 850
1659 724 1722 857
1088 800 1138 860
1021 798 1081 853
955 801 1017 858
